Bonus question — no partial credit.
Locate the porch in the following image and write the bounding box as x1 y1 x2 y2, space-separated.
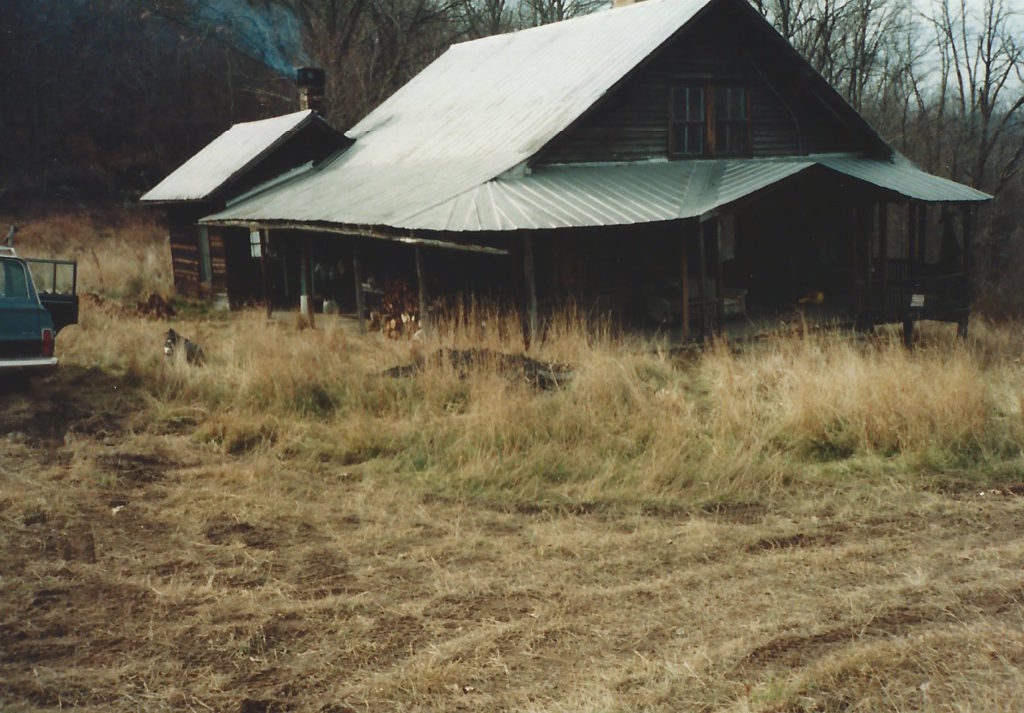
210 162 979 344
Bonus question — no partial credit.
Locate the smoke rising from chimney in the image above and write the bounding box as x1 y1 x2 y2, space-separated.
188 0 309 78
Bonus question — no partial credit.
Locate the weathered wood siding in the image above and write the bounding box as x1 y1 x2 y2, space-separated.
205 227 228 296
537 1 867 165
168 206 205 298
168 206 229 298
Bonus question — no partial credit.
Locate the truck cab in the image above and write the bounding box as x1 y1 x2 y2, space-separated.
0 245 78 377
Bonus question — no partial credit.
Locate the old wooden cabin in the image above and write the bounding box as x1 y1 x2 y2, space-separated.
146 0 991 342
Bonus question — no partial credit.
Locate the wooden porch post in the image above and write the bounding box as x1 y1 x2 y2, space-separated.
959 204 973 339
921 202 929 264
962 205 973 290
415 245 429 335
697 219 709 340
299 236 315 328
713 220 724 334
257 229 271 319
352 240 366 334
849 206 859 311
907 204 917 276
879 203 889 321
862 206 873 320
523 233 538 348
680 224 690 341
903 203 918 347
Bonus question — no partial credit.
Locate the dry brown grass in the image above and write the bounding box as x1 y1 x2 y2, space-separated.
48 300 1024 507
2 209 1024 711
0 207 172 300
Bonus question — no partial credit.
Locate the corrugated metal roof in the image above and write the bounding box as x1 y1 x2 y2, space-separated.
141 110 319 202
402 159 814 230
198 0 990 233
345 0 712 163
207 154 989 232
201 0 716 225
817 154 992 203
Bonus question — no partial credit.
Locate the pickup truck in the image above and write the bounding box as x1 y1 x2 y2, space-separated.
0 245 78 377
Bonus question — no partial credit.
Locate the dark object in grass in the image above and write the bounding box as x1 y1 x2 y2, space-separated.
138 293 175 320
163 328 205 365
384 348 573 390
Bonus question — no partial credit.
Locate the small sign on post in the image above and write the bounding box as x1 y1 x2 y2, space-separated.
910 293 925 308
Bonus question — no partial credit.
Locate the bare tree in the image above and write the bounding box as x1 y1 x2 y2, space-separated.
520 0 608 27
455 0 515 37
926 0 1024 193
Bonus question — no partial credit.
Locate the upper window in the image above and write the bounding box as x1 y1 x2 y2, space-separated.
670 85 749 158
714 86 748 156
670 86 706 156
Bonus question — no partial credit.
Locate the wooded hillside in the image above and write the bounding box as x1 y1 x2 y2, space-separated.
1 0 1021 309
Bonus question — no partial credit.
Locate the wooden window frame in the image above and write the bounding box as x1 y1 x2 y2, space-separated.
669 83 751 159
669 85 707 157
713 85 751 157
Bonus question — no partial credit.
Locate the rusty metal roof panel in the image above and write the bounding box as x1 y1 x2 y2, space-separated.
141 110 319 203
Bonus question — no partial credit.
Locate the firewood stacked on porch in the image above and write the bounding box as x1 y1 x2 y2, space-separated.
369 277 423 338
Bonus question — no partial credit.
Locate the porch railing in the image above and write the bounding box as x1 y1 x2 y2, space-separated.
865 259 968 323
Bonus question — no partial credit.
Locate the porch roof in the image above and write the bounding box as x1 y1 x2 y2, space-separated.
203 153 990 233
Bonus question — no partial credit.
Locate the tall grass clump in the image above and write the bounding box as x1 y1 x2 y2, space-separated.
59 298 1024 504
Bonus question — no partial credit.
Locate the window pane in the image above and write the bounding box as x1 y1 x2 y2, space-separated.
688 88 704 121
715 87 727 120
716 122 747 155
1 261 29 299
675 124 698 155
732 124 746 151
732 87 745 119
678 124 703 154
673 87 704 122
672 91 684 120
715 87 746 121
671 86 707 156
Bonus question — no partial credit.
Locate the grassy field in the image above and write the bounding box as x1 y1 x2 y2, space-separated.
1 210 1023 711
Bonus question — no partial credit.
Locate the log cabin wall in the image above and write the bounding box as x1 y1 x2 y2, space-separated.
536 1 868 165
168 204 231 300
167 205 208 298
205 226 228 297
